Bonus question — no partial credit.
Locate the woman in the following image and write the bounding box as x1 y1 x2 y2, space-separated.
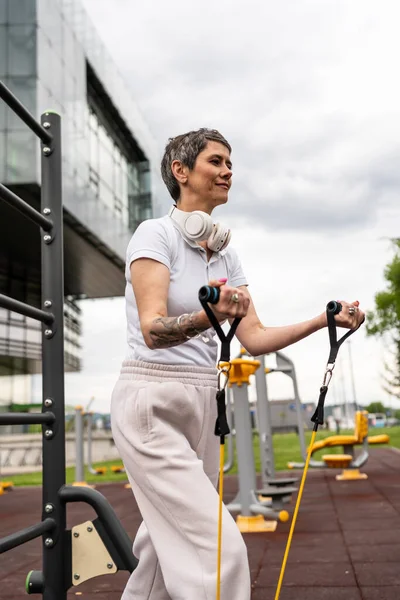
111 128 363 600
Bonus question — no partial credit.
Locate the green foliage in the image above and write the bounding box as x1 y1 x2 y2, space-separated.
365 401 386 414
366 239 400 336
366 239 400 398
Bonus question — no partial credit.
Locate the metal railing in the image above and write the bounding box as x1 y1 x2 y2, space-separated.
0 79 137 598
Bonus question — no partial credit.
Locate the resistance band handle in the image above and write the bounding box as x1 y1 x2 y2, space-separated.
311 301 343 427
312 299 363 429
199 285 220 304
198 286 241 362
310 385 328 429
326 300 342 315
214 389 230 437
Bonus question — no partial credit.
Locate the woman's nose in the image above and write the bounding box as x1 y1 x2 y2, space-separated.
222 165 232 179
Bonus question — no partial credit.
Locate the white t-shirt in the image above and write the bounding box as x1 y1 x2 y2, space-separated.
125 215 248 367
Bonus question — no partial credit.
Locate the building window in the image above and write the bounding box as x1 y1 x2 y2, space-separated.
86 62 152 229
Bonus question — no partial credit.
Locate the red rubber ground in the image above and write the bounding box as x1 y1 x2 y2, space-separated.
1 447 399 599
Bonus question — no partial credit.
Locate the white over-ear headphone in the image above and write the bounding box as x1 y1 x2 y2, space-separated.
168 205 231 252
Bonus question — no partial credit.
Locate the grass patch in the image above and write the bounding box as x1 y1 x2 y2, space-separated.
5 426 399 487
7 460 129 488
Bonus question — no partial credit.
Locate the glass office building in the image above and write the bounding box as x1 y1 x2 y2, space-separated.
0 0 165 404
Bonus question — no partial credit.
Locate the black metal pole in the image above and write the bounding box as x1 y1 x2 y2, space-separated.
0 412 55 426
0 183 53 231
0 80 53 145
0 519 55 554
0 294 54 325
39 112 67 600
59 486 138 572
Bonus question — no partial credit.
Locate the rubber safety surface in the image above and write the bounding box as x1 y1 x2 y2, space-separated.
1 447 399 599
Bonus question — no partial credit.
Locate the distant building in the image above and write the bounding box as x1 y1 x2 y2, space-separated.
0 0 166 408
234 399 315 433
265 399 316 433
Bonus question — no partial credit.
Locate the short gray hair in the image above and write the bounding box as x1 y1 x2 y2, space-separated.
161 128 232 201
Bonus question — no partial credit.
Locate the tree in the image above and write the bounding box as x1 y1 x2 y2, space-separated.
365 402 386 414
366 239 400 400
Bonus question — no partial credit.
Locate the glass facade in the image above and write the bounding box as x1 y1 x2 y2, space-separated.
0 304 81 374
1 0 162 387
63 298 82 372
86 102 151 229
0 308 41 365
0 0 164 260
0 4 38 183
0 263 82 376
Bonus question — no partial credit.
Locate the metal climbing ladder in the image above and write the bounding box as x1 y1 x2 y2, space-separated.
0 80 136 598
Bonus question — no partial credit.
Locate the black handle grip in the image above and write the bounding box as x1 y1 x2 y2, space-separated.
198 285 220 305
326 300 342 315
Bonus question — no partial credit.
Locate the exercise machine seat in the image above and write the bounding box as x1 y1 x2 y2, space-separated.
309 411 370 456
368 434 390 445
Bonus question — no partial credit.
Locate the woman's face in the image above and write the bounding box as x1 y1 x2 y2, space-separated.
183 140 232 209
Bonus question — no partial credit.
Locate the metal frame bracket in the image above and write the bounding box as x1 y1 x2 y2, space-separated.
71 520 117 586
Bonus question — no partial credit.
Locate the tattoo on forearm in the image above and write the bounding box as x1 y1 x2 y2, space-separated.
149 313 208 349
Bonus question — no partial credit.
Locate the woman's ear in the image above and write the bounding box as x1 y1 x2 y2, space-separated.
171 160 188 184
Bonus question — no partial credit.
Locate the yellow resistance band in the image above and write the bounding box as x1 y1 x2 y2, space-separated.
274 429 317 600
216 440 225 600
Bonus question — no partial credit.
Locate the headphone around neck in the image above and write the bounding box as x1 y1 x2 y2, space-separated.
168 205 231 252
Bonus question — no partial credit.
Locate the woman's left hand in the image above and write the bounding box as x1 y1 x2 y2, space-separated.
330 300 365 329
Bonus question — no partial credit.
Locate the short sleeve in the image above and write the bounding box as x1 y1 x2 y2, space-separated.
125 219 172 280
225 246 248 288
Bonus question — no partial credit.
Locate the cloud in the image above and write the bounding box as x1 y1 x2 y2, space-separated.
82 0 400 232
73 0 400 411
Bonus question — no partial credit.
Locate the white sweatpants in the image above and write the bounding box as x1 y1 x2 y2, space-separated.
111 360 251 600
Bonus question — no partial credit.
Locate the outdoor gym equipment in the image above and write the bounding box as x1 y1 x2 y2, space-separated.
0 481 13 495
222 387 235 473
73 406 89 487
288 409 390 480
265 350 308 464
253 351 298 490
72 407 106 486
0 450 14 494
222 348 297 522
0 80 136 598
86 412 107 476
231 348 298 499
223 359 293 531
82 410 122 475
111 464 126 473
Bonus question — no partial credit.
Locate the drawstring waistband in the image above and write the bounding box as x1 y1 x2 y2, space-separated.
120 359 218 388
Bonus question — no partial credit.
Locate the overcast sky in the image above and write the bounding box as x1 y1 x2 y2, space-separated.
46 0 400 415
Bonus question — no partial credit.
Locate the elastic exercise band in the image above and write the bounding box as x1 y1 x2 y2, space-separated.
274 301 364 599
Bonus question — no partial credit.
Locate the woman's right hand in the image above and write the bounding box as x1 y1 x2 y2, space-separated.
207 278 250 321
